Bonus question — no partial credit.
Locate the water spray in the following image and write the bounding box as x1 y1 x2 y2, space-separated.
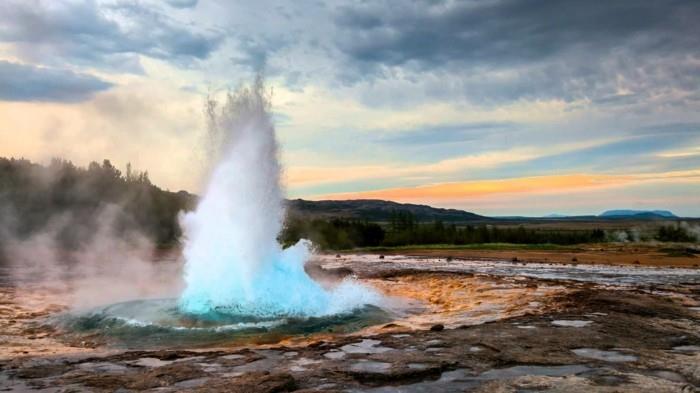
178 79 376 317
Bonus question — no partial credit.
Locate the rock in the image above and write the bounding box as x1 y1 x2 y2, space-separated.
126 363 207 390
379 255 385 259
512 257 519 262
193 372 296 393
345 361 445 385
430 324 445 332
340 339 392 354
14 364 68 379
551 320 592 328
63 373 131 390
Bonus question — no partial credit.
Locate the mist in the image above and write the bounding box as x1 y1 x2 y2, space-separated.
0 159 185 310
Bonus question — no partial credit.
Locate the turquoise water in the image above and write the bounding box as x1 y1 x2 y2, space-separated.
57 298 391 349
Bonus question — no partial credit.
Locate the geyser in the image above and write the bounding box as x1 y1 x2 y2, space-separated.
178 79 375 317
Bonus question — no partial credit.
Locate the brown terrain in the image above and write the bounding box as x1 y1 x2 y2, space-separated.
0 250 699 392
374 244 700 268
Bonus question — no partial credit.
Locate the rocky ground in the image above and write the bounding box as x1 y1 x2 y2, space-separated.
1 254 699 392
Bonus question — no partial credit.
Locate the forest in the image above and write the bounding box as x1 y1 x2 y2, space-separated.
0 157 194 249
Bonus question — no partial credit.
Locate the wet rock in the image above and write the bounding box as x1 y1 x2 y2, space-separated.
350 361 391 373
323 351 346 360
14 364 68 379
672 345 700 353
340 339 392 354
649 370 687 383
430 324 445 332
193 372 296 393
572 348 638 363
516 325 537 329
289 357 322 372
128 357 173 367
127 363 208 390
345 361 447 385
220 354 246 360
589 373 630 386
478 364 591 380
63 373 131 390
551 320 593 328
140 350 203 361
77 362 129 373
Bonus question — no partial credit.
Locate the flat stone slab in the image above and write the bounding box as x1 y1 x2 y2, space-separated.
349 361 392 374
341 339 393 354
572 348 638 362
552 320 593 328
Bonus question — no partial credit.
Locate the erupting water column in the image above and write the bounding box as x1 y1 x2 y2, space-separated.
179 80 373 318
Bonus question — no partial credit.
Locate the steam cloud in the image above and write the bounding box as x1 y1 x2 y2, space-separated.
0 204 183 310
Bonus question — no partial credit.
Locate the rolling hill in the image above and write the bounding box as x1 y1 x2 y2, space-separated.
600 210 677 219
286 199 490 222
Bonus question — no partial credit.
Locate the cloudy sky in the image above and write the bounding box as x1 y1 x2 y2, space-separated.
1 0 699 216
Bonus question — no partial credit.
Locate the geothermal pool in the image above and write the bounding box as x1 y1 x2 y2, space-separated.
58 299 390 349
5 252 700 351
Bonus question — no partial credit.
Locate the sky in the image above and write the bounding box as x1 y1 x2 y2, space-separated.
0 0 699 217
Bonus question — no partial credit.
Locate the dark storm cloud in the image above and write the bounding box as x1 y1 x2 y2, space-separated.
336 0 698 67
333 0 700 104
0 61 112 102
0 1 223 71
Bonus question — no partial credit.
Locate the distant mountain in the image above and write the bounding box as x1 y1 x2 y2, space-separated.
544 213 569 218
286 199 489 222
599 209 677 219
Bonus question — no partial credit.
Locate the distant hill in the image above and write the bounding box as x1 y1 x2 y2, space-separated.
544 213 569 218
286 199 489 222
600 209 677 219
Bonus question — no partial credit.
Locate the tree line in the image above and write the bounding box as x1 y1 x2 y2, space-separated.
281 211 699 250
281 213 607 250
0 157 194 248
